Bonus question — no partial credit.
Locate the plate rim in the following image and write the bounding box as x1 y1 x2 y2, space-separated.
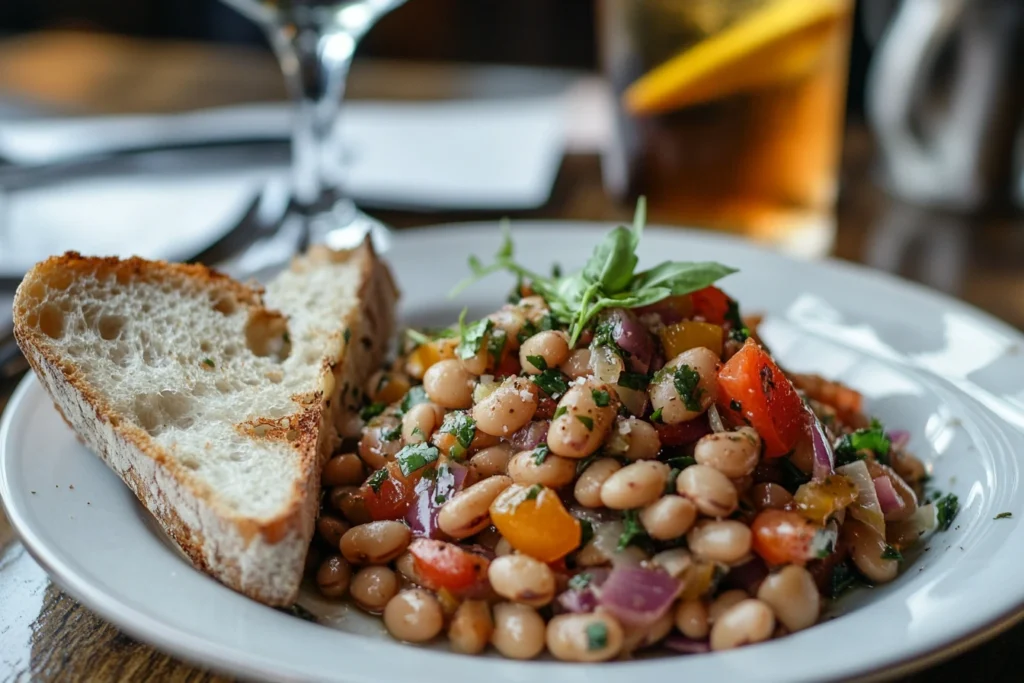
4 220 1024 682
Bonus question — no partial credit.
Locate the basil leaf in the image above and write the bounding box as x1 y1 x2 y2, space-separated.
439 411 476 449
582 226 638 294
395 443 440 477
630 261 737 297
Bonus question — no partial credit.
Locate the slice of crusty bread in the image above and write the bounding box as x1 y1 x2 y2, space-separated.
12 240 397 605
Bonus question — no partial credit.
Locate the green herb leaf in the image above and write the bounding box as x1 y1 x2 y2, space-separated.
381 426 401 442
457 311 493 361
579 518 594 546
936 493 960 531
881 545 903 561
591 389 611 407
554 405 568 420
531 443 550 466
533 369 569 398
585 622 609 651
665 467 681 494
582 226 638 294
650 407 664 423
399 386 429 415
995 512 1013 520
568 572 592 591
488 329 508 363
524 484 543 501
629 261 738 297
526 354 548 371
828 560 861 598
439 411 477 449
779 457 811 491
367 468 389 493
673 364 704 412
577 415 594 430
201 358 215 368
434 493 448 504
395 443 440 477
343 328 351 344
724 298 750 342
360 402 387 421
617 372 650 391
617 509 648 550
664 455 697 470
834 420 891 467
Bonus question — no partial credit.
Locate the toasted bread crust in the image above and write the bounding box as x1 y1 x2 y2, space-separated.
13 241 397 605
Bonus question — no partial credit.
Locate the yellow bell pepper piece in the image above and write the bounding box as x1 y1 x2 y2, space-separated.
405 338 458 380
375 373 412 405
625 0 853 115
490 485 581 563
659 321 724 359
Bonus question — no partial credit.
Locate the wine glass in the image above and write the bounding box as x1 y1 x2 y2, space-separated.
217 0 406 265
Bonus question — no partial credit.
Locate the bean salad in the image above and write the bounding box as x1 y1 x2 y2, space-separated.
309 209 956 660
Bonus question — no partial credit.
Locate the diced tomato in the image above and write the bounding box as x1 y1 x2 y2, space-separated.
361 461 419 521
408 539 490 593
717 339 806 458
690 286 730 325
655 416 710 446
751 509 822 566
493 352 522 379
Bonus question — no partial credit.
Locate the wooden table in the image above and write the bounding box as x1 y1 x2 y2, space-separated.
2 31 1024 683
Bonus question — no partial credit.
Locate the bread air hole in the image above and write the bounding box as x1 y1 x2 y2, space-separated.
38 304 65 339
244 310 291 361
98 314 125 340
132 390 196 435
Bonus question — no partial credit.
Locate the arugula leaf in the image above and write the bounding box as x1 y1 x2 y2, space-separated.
395 443 440 477
457 310 493 361
533 369 569 398
673 364 704 412
439 411 476 449
629 261 738 297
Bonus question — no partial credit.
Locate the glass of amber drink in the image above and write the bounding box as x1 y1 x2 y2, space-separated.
598 0 854 256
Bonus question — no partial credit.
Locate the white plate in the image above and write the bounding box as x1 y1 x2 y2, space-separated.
4 223 1024 683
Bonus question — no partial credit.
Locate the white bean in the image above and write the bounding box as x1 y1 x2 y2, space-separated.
687 520 753 564
640 495 697 540
648 347 719 424
694 427 761 478
423 359 474 409
600 461 671 510
546 612 624 662
488 555 556 607
520 330 570 374
438 475 513 539
676 464 739 517
710 599 775 651
757 565 820 632
507 449 576 488
574 458 622 508
383 589 444 642
491 603 546 660
546 381 618 459
473 377 538 437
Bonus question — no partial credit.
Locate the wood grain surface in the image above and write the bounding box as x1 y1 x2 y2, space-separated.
2 31 1024 683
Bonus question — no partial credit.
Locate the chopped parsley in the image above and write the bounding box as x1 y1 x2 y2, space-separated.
399 386 429 414
532 369 569 398
367 468 389 493
524 484 543 501
834 420 891 466
665 455 697 470
531 443 550 466
936 493 960 531
995 512 1013 520
650 408 664 423
673 364 704 411
201 358 215 368
360 402 387 421
553 405 569 420
488 329 508 363
828 560 861 598
439 411 476 450
724 298 750 342
381 425 401 442
617 509 648 551
592 389 611 407
585 622 608 651
395 443 440 477
617 372 650 391
456 309 493 360
881 545 903 561
526 354 548 371
577 415 594 431
568 572 592 591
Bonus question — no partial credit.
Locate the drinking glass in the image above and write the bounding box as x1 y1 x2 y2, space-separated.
218 0 406 258
599 0 853 256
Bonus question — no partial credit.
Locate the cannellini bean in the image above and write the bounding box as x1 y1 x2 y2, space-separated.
394 552 421 585
401 402 445 444
600 461 671 510
546 612 624 662
621 418 662 460
329 485 371 525
652 548 693 578
340 521 411 565
491 603 546 660
675 600 709 639
350 566 399 613
383 589 444 642
687 520 753 564
507 449 576 488
316 514 350 548
842 518 899 584
520 330 571 374
546 381 618 459
473 377 539 437
316 555 352 598
676 465 739 517
488 555 556 607
757 565 820 632
708 589 750 623
448 600 494 654
648 348 720 424
710 599 775 651
438 475 513 539
469 443 514 478
423 359 474 409
694 427 761 478
574 458 622 508
560 348 593 379
640 495 697 540
323 453 365 487
489 307 528 348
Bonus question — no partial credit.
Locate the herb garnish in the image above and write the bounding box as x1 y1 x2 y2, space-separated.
381 425 401 442
936 493 960 531
829 560 861 597
881 545 903 561
617 509 648 550
553 405 568 420
673 364 703 411
995 512 1013 520
487 329 508 363
524 484 543 501
577 415 594 430
360 402 387 421
399 386 429 415
395 443 440 477
834 419 891 466
526 354 548 371
585 622 608 651
592 389 611 407
531 443 550 466
650 408 664 423
456 309 493 360
201 358 215 368
568 572 592 591
367 468 389 493
532 369 569 398
439 411 476 450
617 372 650 391
665 455 697 470
724 298 750 342
450 200 736 346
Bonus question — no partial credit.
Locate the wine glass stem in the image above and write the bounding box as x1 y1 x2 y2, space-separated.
269 25 358 213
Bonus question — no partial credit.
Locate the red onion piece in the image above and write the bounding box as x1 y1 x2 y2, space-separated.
556 569 610 614
511 421 549 451
873 476 905 515
889 429 911 449
809 412 835 482
405 462 468 538
664 636 711 654
596 567 681 628
600 308 656 374
721 556 769 594
655 416 710 447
